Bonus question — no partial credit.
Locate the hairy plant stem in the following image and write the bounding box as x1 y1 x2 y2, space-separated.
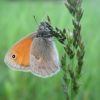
63 0 84 99
50 0 84 99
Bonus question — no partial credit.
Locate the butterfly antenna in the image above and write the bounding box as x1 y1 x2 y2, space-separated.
33 16 39 26
47 15 51 24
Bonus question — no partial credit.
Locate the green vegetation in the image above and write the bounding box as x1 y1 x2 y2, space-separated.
0 0 100 100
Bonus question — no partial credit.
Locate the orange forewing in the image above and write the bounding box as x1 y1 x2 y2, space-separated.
11 36 33 67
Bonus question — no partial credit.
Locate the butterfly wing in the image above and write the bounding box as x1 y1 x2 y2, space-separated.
30 37 60 78
4 32 60 77
4 33 34 72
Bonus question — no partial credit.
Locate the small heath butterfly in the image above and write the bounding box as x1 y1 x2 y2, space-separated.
4 22 60 78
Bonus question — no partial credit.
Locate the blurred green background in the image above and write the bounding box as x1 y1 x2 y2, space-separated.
0 0 100 100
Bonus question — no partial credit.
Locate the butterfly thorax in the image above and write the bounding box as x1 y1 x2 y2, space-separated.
37 22 53 38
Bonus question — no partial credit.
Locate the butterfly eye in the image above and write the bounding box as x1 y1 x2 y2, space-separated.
12 54 16 59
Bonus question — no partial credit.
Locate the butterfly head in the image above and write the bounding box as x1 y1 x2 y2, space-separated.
37 22 53 38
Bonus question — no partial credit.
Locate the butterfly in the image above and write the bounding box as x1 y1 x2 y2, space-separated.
4 22 60 78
